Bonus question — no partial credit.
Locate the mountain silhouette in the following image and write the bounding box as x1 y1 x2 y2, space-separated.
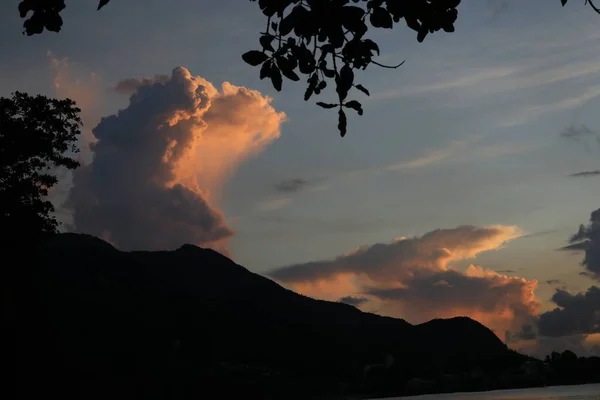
14 233 527 399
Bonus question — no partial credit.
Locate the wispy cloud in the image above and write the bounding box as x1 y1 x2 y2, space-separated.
569 170 600 178
516 230 560 240
561 124 596 141
382 140 468 172
372 67 515 102
374 55 600 105
350 137 542 181
274 178 309 193
255 197 293 212
501 84 600 127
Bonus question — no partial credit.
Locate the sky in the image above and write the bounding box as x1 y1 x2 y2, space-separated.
2 0 600 357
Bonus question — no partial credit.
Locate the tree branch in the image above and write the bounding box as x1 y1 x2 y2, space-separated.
371 60 406 69
586 0 600 14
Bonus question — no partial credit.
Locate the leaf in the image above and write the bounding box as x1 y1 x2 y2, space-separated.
45 12 63 32
370 7 393 29
242 50 269 66
405 17 421 33
297 44 316 74
316 102 338 109
23 15 44 35
337 64 354 101
340 64 354 88
259 35 275 52
344 100 363 116
293 6 312 37
561 0 568 5
270 64 283 91
304 86 315 101
260 60 272 80
281 68 300 81
304 74 318 101
342 6 365 21
355 84 370 96
299 58 316 74
279 7 297 36
417 28 428 43
97 0 111 10
18 2 31 18
320 44 335 55
363 39 380 56
338 109 347 137
322 67 336 78
442 22 455 33
342 6 367 36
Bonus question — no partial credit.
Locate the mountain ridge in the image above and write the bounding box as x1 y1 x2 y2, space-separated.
19 233 525 399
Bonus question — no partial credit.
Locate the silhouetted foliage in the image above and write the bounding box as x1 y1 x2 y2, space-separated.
17 1 600 137
544 350 600 386
0 92 81 242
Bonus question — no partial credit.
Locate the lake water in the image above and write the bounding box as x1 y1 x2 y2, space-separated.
385 384 600 400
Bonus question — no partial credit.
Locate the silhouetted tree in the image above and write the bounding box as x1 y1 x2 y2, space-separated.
16 0 600 137
0 92 81 243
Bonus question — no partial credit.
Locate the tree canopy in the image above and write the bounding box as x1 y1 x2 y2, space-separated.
0 92 81 242
16 0 600 136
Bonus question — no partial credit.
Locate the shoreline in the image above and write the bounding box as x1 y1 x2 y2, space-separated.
354 382 600 400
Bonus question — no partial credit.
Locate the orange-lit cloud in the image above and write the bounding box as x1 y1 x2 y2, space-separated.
48 51 103 158
65 66 286 253
269 225 540 340
46 52 107 225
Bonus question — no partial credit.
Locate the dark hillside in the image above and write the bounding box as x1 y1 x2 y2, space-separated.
12 233 526 399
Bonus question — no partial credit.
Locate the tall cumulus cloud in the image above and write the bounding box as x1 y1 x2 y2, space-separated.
535 209 600 343
66 67 286 252
269 225 540 340
538 286 600 338
561 208 600 280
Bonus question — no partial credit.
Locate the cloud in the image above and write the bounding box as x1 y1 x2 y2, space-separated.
274 178 309 193
46 52 108 226
561 124 596 141
269 225 539 339
376 53 600 107
339 296 369 307
366 138 540 179
569 170 600 178
112 75 170 95
270 225 521 283
506 323 537 342
65 67 286 252
516 230 559 240
486 0 510 17
502 84 600 127
538 286 600 337
373 67 515 102
561 208 600 280
255 197 293 212
382 141 465 172
48 52 104 155
546 279 563 286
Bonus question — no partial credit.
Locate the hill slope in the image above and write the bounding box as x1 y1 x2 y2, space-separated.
15 233 524 399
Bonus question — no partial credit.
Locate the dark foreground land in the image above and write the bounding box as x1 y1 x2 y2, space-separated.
4 234 600 399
